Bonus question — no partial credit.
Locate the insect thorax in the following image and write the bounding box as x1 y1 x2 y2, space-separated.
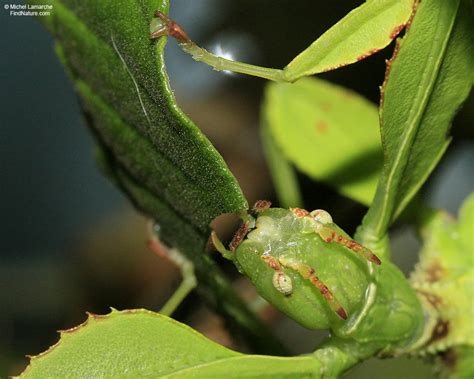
244 208 319 259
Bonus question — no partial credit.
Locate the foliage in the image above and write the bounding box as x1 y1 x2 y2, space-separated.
28 0 284 354
20 309 323 378
263 78 381 207
410 194 474 377
21 309 238 378
283 0 416 81
21 0 473 377
360 0 473 248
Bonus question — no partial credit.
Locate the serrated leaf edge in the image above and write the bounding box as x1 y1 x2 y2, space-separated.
18 308 237 378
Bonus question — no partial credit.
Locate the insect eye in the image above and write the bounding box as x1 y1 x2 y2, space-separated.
272 271 293 296
310 209 333 224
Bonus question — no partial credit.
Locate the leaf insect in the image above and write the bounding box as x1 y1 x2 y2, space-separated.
212 201 381 329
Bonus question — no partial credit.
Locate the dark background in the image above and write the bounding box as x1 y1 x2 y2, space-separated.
1 0 472 377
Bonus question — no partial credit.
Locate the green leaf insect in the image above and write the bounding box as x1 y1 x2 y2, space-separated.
212 201 423 348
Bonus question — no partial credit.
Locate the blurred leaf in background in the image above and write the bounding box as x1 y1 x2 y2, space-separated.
263 77 381 207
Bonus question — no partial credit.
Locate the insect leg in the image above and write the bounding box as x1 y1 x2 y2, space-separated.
291 208 381 264
150 11 191 44
278 257 348 320
150 11 287 82
229 221 252 251
316 224 381 265
210 231 233 260
211 210 256 257
148 221 197 316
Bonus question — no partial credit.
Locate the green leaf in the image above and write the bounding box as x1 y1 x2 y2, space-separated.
163 355 321 378
361 0 474 240
20 309 321 378
34 0 246 234
19 309 236 378
30 0 288 354
283 0 415 81
263 77 382 206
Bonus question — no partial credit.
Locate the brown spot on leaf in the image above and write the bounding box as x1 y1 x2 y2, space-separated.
426 261 445 283
319 102 332 112
384 40 401 83
380 1 418 105
356 48 380 62
405 1 418 32
315 120 328 133
318 63 346 73
390 24 405 39
429 319 450 344
380 39 401 108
